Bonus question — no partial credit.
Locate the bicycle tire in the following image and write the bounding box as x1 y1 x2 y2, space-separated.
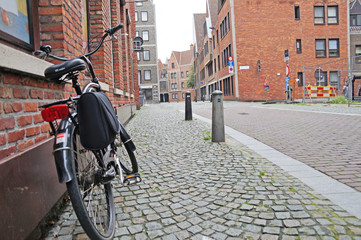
115 134 138 175
66 128 115 240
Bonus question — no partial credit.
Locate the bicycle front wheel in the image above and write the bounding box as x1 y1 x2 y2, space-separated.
115 134 138 175
66 130 115 240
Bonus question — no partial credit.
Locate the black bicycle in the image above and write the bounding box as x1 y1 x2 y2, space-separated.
36 23 140 240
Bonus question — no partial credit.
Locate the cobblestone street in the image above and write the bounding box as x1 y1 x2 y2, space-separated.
193 102 361 193
45 103 361 240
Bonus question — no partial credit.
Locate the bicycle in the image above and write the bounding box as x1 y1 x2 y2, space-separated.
35 23 140 240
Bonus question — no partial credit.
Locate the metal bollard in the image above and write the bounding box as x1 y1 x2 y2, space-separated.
185 92 192 121
212 90 225 142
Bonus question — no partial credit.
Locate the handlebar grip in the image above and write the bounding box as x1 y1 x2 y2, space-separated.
106 23 124 36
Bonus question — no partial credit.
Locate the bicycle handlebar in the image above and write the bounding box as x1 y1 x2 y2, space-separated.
36 23 124 61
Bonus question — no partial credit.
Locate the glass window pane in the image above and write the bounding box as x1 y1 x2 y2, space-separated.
141 11 148 21
328 7 336 17
315 7 324 17
145 70 151 80
142 31 149 41
357 15 361 25
316 40 325 50
329 40 337 49
356 46 361 54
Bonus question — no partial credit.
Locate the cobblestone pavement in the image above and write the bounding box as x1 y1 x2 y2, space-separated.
45 103 361 240
192 102 361 193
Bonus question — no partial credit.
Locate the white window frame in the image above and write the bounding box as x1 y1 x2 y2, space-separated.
144 70 151 80
141 11 148 22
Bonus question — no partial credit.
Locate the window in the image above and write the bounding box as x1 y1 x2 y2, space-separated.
137 52 140 61
182 82 185 88
213 35 215 49
172 63 175 68
328 6 338 24
330 71 340 90
216 30 219 44
142 31 149 41
355 45 361 63
136 31 139 37
329 39 339 57
351 14 361 26
186 71 189 76
181 72 184 78
315 39 326 57
296 39 302 53
135 12 138 22
144 70 151 80
141 11 148 21
314 6 325 24
214 58 217 73
182 93 185 99
218 55 220 70
295 6 300 20
228 12 230 30
138 71 141 84
143 50 150 61
297 72 304 87
316 71 328 86
135 1 143 6
0 0 37 51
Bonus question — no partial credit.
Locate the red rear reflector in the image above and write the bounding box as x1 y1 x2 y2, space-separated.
41 104 69 122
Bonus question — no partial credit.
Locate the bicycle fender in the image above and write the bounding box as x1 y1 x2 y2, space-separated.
53 116 76 183
119 122 136 152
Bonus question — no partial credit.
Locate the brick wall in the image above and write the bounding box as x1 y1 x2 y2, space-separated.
233 0 348 101
0 0 139 238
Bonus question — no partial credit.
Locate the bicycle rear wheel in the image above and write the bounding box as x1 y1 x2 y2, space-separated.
66 129 115 240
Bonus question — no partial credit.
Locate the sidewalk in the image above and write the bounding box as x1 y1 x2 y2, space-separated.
45 103 361 240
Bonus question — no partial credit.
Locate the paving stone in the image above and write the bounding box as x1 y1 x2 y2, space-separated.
44 104 361 240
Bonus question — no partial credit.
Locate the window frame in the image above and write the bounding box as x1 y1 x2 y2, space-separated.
314 6 325 25
327 5 338 24
0 0 38 51
135 11 138 22
355 45 361 64
296 39 302 54
135 1 143 6
315 39 326 58
295 6 300 20
328 38 340 57
144 70 151 81
143 50 150 61
142 30 149 41
329 71 340 90
141 11 148 22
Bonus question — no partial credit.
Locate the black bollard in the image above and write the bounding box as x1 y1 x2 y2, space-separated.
185 92 192 121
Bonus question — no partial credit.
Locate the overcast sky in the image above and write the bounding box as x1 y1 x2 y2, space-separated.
153 0 206 63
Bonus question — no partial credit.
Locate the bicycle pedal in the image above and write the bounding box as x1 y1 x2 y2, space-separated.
123 173 141 185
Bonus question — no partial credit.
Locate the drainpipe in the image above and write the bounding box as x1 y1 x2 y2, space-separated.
347 0 351 107
230 0 239 100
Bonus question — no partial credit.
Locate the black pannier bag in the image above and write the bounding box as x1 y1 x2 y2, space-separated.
77 91 120 150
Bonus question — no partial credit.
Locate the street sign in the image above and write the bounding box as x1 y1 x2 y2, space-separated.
264 78 269 87
239 66 249 70
264 86 270 90
286 65 290 77
228 61 234 67
229 66 234 74
314 68 322 78
285 77 290 91
200 81 204 85
228 56 233 61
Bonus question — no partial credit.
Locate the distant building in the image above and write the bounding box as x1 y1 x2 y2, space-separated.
158 59 169 102
135 0 159 103
194 0 348 101
168 46 195 102
350 0 361 100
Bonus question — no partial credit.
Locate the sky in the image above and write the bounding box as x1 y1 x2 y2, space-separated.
153 0 206 63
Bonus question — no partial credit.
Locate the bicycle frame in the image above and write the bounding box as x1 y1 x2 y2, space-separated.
38 24 136 183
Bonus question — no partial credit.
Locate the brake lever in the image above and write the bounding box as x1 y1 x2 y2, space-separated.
34 50 47 60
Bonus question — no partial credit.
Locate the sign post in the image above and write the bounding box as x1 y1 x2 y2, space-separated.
264 78 269 103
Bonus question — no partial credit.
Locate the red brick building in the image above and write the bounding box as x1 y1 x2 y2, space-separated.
168 46 194 102
0 0 138 238
194 0 348 101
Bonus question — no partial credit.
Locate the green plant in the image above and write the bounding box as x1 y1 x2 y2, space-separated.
203 130 212 141
331 96 348 104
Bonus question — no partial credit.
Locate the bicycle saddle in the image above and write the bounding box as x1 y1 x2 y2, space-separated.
45 59 86 80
